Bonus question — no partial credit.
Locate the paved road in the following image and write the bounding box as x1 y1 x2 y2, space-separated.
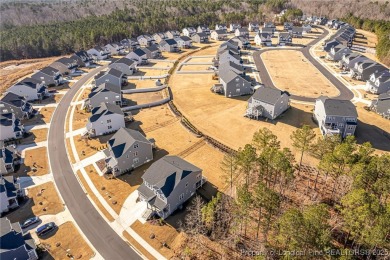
48 66 142 260
253 26 354 102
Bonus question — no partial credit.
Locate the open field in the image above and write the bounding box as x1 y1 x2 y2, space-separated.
39 222 94 260
125 79 160 89
72 105 89 130
39 107 56 123
186 56 214 63
179 64 211 71
7 182 64 223
123 91 163 105
354 29 377 48
15 147 49 177
261 50 340 98
73 134 109 161
21 128 48 144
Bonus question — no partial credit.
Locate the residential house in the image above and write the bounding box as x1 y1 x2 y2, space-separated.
0 93 36 120
0 113 25 142
182 27 197 37
302 24 312 33
137 156 203 219
210 30 228 41
109 57 137 76
0 217 37 259
263 22 276 33
327 19 337 28
229 37 251 50
94 68 125 87
87 46 110 61
0 176 23 213
174 36 193 49
8 77 48 101
326 44 352 61
259 27 274 35
121 38 140 51
355 62 387 81
246 86 290 120
365 70 390 94
255 33 272 46
159 39 179 52
229 23 241 32
191 33 208 43
105 43 126 56
86 83 122 110
104 127 154 176
153 32 167 43
313 96 358 138
339 53 363 70
164 30 180 39
218 61 244 75
0 146 20 175
70 50 94 67
50 57 78 75
31 66 63 86
284 22 293 31
371 91 390 119
197 25 210 35
218 50 242 65
218 65 252 97
142 45 162 59
137 35 155 47
248 22 259 32
235 28 249 38
323 39 342 52
215 24 227 31
278 32 292 46
87 103 125 137
126 49 148 65
290 27 304 38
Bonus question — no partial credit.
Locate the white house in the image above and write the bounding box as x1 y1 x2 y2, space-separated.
0 113 25 142
229 23 241 32
248 22 260 32
87 46 110 60
182 27 197 37
235 28 249 38
210 30 228 41
255 33 272 46
87 103 125 137
215 24 227 30
8 77 48 101
126 49 148 65
174 36 193 48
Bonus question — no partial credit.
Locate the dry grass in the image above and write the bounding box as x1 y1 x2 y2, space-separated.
21 128 48 144
261 50 340 98
123 91 163 105
140 69 170 76
131 220 180 259
39 221 94 260
65 137 76 164
354 29 377 48
16 147 49 177
124 79 160 89
27 182 64 216
73 134 109 161
72 105 89 130
186 56 214 63
179 64 211 71
39 107 56 123
122 231 157 260
76 170 115 222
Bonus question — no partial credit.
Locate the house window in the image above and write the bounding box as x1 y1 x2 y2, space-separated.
126 155 129 159
108 125 112 129
134 151 138 156
197 174 201 179
179 193 184 200
133 158 139 164
185 182 189 188
134 144 139 149
107 119 111 123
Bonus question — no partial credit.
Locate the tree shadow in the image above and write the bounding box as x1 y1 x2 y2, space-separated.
355 120 390 152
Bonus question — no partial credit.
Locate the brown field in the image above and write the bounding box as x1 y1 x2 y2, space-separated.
79 87 91 101
73 134 109 161
186 57 214 63
39 222 94 260
131 220 180 259
124 79 161 89
65 137 76 164
261 50 340 98
21 128 48 144
16 147 49 177
27 182 64 216
76 170 115 222
123 91 163 105
39 107 56 123
179 64 211 71
122 231 157 260
354 29 377 48
72 105 89 130
42 94 63 104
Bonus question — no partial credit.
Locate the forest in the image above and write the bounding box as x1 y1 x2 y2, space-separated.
177 127 390 259
0 0 389 64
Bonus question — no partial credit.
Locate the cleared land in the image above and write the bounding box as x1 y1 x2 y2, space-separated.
39 222 94 260
72 105 89 130
261 50 339 98
125 79 161 89
123 91 163 106
16 147 49 177
122 231 157 260
21 128 48 144
179 64 212 71
73 134 109 161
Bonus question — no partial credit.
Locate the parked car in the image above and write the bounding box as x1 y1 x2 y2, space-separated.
21 216 40 229
36 222 56 237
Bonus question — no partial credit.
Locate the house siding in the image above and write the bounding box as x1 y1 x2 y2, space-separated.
87 113 125 137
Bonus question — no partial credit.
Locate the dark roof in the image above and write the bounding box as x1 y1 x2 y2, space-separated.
108 128 151 158
89 83 121 98
375 93 390 115
219 61 244 73
39 66 60 76
141 156 201 199
14 77 41 89
178 36 191 41
0 113 13 127
252 86 289 105
236 27 249 32
53 57 75 65
318 96 358 117
0 176 17 198
163 39 177 46
1 92 25 108
90 103 124 123
193 32 207 38
107 68 123 78
0 217 33 259
144 44 160 52
214 29 227 34
114 57 135 66
133 48 146 56
219 66 241 83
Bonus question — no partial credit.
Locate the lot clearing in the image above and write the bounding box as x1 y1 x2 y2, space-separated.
21 128 48 144
123 91 163 106
261 50 340 98
179 64 212 72
72 105 89 130
15 147 49 177
39 221 94 260
125 79 161 89
73 134 109 161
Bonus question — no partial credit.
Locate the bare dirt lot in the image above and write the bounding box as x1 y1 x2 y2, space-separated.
39 221 94 260
123 91 163 106
16 147 49 177
73 134 109 161
354 29 377 49
21 128 48 144
179 64 212 72
72 105 89 130
124 79 161 89
261 50 340 98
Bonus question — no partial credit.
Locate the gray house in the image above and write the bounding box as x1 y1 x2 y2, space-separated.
159 39 179 52
197 25 210 35
314 96 358 138
229 23 241 32
87 103 125 137
339 53 363 70
50 57 78 75
229 37 251 50
219 61 244 75
94 68 125 87
0 217 37 259
174 36 193 49
323 39 342 52
211 29 228 41
86 83 122 110
126 49 148 65
355 62 387 81
104 128 154 176
263 22 276 32
365 70 390 94
0 145 20 175
31 66 63 86
137 35 155 47
142 45 162 59
255 33 272 46
248 22 260 32
153 33 167 43
371 91 390 119
164 30 180 39
218 50 242 65
109 57 137 76
218 66 252 97
191 33 208 43
8 77 48 101
246 86 290 120
344 54 367 71
278 33 292 46
0 93 36 119
0 113 25 142
137 156 203 219
260 27 274 35
235 28 249 38
87 46 111 61
284 22 293 31
326 44 352 61
290 27 304 38
70 50 94 67
105 43 126 56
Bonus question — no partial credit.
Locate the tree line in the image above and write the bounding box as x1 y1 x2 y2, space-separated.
179 127 390 259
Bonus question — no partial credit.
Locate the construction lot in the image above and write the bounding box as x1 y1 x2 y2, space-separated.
261 50 340 98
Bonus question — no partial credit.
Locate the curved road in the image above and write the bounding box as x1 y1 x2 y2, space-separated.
253 26 354 102
48 66 142 260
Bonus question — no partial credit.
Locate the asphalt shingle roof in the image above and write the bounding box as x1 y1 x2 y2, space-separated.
252 86 289 105
318 96 358 118
108 128 151 159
